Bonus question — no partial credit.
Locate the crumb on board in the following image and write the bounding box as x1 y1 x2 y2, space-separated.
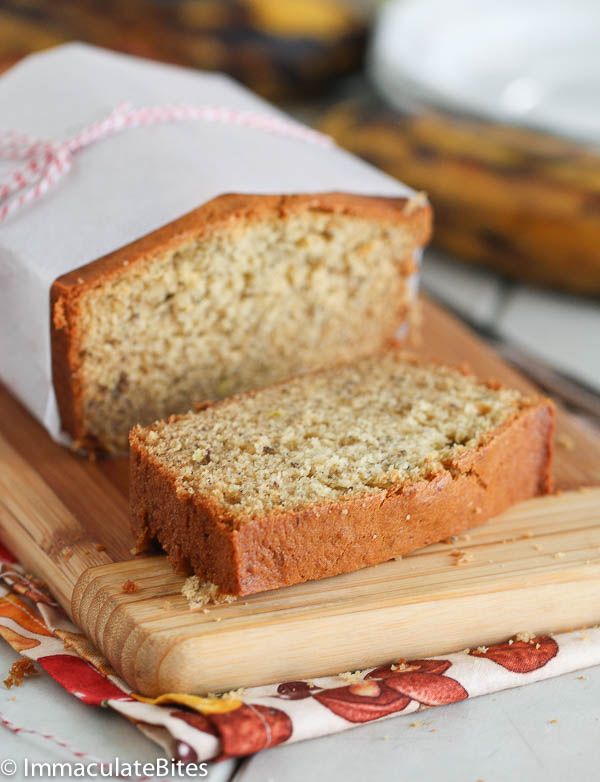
409 720 424 728
450 549 473 566
61 546 73 561
94 543 106 552
548 719 558 725
557 434 575 451
181 576 236 609
121 579 138 594
4 659 38 688
443 535 458 545
553 552 566 560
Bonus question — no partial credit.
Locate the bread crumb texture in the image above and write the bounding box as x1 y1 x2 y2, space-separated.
121 579 138 594
133 353 532 520
76 209 417 451
338 671 365 683
4 658 38 688
181 576 237 609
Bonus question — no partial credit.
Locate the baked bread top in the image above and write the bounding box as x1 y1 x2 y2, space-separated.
130 351 546 524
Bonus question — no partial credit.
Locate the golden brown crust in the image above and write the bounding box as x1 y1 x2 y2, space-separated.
50 280 88 448
50 192 431 449
130 395 554 596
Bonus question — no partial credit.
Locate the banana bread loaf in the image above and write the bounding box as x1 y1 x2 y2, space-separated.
51 192 430 452
130 351 554 596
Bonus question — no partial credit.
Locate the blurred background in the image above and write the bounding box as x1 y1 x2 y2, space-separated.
1 0 598 417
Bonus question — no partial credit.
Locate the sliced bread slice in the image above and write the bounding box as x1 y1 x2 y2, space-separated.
130 351 554 596
52 193 430 452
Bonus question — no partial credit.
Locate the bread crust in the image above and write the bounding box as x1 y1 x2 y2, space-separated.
50 192 431 449
130 393 554 596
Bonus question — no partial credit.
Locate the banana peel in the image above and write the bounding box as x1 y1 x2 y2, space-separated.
320 101 600 294
0 0 367 100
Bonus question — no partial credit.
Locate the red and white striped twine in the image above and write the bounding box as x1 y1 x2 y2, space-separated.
0 711 162 781
0 102 333 225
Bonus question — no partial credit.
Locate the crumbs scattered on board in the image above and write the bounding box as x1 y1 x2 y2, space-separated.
182 576 236 610
557 434 575 451
4 659 38 688
121 579 138 594
450 549 473 566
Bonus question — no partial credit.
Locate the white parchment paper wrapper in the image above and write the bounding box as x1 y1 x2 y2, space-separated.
0 43 417 442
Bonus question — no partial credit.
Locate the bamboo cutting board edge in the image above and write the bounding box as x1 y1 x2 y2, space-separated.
1 297 600 695
72 489 600 694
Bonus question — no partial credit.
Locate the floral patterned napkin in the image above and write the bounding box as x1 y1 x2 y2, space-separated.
2 542 599 762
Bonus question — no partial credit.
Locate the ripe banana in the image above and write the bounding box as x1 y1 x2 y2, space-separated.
320 101 600 294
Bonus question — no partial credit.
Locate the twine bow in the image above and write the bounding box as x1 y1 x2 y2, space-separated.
0 102 333 225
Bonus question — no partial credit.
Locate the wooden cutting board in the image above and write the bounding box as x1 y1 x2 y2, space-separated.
1 298 599 696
